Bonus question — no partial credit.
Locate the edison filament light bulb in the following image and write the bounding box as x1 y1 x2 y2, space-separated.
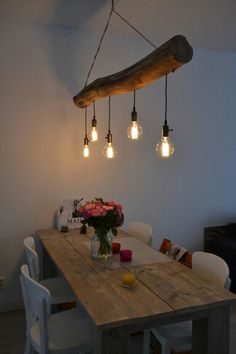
156 136 174 158
127 121 143 140
90 117 98 142
103 132 117 159
127 108 143 140
83 136 90 158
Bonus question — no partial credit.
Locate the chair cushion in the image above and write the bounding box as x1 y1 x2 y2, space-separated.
227 223 236 239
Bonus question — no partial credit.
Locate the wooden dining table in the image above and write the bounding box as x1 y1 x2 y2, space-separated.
36 228 236 354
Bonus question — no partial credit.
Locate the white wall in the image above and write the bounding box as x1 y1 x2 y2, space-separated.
0 19 236 310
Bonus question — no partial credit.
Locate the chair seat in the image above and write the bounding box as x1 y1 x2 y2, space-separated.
40 277 76 304
156 321 192 342
152 322 192 353
31 307 94 353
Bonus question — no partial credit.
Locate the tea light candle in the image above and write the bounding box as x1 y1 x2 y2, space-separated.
120 249 132 262
61 225 68 233
122 272 136 286
112 242 121 254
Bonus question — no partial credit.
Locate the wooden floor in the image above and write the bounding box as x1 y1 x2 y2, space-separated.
0 304 236 354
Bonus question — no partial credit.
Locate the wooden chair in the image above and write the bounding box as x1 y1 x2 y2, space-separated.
23 236 76 305
143 251 231 354
20 264 94 354
127 222 153 245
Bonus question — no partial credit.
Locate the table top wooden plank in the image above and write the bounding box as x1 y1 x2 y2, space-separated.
36 228 63 240
66 234 169 270
40 234 173 328
91 267 173 327
36 228 236 330
42 237 136 327
132 262 236 312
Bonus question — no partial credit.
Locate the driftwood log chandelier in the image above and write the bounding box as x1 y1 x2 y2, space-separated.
73 0 193 159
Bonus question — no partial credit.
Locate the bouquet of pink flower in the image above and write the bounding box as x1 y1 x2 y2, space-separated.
78 198 124 236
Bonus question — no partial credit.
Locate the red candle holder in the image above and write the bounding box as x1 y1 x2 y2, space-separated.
120 249 132 262
112 242 121 254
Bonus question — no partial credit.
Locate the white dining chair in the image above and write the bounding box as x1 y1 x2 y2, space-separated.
20 264 94 354
23 236 76 305
143 251 231 354
127 222 153 245
192 251 231 290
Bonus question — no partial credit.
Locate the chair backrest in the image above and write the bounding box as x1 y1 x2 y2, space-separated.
192 251 231 289
23 236 40 281
20 264 51 353
128 222 153 245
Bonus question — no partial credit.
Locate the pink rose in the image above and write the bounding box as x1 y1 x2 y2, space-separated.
88 205 107 217
103 205 114 211
107 201 123 210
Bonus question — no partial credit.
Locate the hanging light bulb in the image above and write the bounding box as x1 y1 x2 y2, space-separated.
90 101 99 142
127 90 143 140
83 136 90 157
156 75 174 158
103 96 117 159
156 125 174 157
83 108 90 158
91 119 98 142
103 132 117 158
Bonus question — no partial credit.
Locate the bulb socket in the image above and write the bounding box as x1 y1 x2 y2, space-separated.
162 122 173 137
92 116 97 128
84 135 89 145
106 132 112 143
162 123 169 137
131 107 137 122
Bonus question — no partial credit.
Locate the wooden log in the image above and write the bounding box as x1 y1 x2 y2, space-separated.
73 35 193 108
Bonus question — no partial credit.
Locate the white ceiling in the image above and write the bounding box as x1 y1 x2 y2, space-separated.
0 0 236 53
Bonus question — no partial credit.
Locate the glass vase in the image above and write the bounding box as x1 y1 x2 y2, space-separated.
91 228 113 260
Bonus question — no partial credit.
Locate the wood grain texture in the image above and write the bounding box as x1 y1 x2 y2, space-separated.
39 232 172 329
36 228 236 354
37 229 236 320
73 35 193 108
66 235 169 270
132 262 236 313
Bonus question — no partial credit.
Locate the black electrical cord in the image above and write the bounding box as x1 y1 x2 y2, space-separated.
84 2 114 87
164 75 167 125
83 0 157 88
84 108 88 136
113 9 157 49
108 96 111 132
93 101 95 116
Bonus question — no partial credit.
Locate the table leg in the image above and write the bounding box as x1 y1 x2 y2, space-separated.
94 327 130 354
34 235 44 278
94 328 103 354
192 305 230 354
